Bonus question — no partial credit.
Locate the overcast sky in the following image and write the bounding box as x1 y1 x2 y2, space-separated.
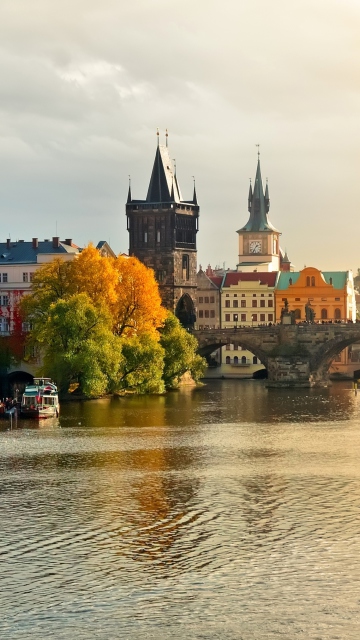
0 0 359 273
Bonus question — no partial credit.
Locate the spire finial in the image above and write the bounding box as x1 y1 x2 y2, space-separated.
256 143 260 159
127 175 132 203
156 128 159 146
165 128 168 147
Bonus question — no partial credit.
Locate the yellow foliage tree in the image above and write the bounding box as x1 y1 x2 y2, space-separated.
71 244 119 310
111 256 167 338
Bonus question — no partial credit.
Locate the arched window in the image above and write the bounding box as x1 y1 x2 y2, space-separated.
234 356 238 364
294 308 301 320
253 356 258 364
334 308 341 320
226 356 231 364
306 276 310 286
321 308 328 319
311 276 315 286
241 356 247 364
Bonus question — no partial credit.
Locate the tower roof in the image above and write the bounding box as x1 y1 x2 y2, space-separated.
239 158 279 233
146 144 182 203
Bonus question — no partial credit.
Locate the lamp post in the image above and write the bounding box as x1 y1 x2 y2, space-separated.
234 313 238 330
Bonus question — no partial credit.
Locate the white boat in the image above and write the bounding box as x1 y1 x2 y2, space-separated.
21 378 60 419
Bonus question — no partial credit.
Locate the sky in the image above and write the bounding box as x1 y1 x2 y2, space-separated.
0 0 359 273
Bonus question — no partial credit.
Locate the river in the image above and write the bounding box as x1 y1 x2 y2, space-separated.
1 379 360 639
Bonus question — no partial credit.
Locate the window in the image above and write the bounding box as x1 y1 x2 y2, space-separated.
29 272 34 282
210 296 214 303
321 309 328 320
234 356 238 364
294 309 301 320
22 322 31 332
253 294 257 297
205 310 209 318
156 230 161 243
2 273 7 283
268 300 273 307
233 300 238 307
260 314 265 322
241 314 246 321
182 255 189 280
226 356 231 364
260 299 265 307
253 356 258 364
225 300 230 308
261 294 264 297
210 310 215 318
144 231 148 243
334 308 341 320
306 276 310 286
295 298 300 301
226 294 229 297
241 300 246 308
268 314 273 322
335 297 340 301
242 294 245 297
199 310 203 318
205 297 209 303
225 314 230 322
241 356 247 364
334 353 341 363
252 300 257 307
311 276 315 286
252 314 257 321
1 295 9 306
233 314 238 322
198 297 203 303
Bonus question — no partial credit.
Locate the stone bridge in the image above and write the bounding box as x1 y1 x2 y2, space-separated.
192 324 360 387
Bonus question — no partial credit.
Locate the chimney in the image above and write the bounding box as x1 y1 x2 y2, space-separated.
32 238 38 249
65 239 72 246
52 236 60 249
6 239 10 249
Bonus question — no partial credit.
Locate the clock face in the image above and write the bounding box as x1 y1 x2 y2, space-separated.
249 240 261 254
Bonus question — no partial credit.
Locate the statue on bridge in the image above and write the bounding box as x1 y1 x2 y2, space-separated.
281 298 295 325
305 299 316 323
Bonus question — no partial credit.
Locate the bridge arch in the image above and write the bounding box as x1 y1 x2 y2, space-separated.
195 331 270 370
309 332 360 382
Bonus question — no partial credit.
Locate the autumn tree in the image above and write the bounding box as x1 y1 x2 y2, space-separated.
160 313 206 388
111 255 166 337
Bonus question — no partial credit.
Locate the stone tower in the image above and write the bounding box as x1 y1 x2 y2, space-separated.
126 133 199 328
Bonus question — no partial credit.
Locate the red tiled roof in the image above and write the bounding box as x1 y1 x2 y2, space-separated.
208 276 222 289
223 271 278 287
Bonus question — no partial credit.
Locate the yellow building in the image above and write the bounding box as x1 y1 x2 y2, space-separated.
275 267 356 323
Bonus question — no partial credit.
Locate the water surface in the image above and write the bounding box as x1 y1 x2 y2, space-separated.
1 380 360 639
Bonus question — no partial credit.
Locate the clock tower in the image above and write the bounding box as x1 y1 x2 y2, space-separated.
237 155 281 272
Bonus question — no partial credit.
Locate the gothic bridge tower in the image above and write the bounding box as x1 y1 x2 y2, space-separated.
126 132 199 328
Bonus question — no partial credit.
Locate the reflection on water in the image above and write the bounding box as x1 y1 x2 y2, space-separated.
1 380 360 639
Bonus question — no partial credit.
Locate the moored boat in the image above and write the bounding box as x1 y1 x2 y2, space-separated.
21 378 59 419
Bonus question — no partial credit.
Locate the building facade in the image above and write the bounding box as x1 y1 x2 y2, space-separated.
126 134 199 328
275 267 356 323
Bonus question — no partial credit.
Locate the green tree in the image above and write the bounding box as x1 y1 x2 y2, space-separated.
118 333 165 394
40 294 123 396
160 313 206 389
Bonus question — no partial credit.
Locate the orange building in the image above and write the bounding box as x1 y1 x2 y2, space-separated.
275 267 356 323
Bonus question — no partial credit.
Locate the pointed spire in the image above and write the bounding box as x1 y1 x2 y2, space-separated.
265 178 270 213
170 177 175 201
165 128 168 147
192 176 198 205
127 175 132 203
248 179 252 213
239 153 279 233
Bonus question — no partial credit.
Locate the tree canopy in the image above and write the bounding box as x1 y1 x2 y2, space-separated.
21 246 205 397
